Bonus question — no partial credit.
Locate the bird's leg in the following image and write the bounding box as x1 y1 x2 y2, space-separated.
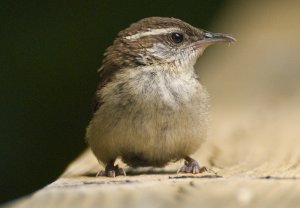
178 156 207 174
96 159 126 177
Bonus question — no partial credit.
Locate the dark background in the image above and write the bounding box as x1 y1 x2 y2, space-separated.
0 0 228 203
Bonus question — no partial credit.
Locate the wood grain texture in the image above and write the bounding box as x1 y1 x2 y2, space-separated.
5 149 300 208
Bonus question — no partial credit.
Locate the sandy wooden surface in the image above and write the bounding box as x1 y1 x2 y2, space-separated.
6 149 300 208
5 1 300 207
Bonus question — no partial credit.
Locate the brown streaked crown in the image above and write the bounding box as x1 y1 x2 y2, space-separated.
98 18 205 83
101 17 205 70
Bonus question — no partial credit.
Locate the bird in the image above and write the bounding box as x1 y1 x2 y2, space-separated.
86 17 235 177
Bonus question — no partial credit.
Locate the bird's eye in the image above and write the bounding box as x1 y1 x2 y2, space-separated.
170 32 184 43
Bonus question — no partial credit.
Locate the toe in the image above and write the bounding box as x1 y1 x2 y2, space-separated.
96 170 106 177
178 158 207 174
107 170 116 177
117 168 126 176
192 166 199 174
178 165 193 173
199 166 207 173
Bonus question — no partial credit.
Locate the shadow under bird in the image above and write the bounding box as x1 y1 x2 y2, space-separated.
86 17 235 177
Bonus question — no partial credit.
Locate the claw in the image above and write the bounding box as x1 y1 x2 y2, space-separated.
118 168 126 176
107 170 116 177
178 157 207 174
96 160 126 177
96 170 106 177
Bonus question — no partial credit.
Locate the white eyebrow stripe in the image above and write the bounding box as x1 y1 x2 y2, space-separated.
124 28 179 40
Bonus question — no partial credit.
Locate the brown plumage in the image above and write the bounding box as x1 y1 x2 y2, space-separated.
86 17 235 177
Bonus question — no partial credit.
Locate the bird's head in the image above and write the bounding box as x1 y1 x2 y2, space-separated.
101 17 235 73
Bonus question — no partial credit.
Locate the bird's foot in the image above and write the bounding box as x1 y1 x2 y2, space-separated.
178 157 207 174
96 164 126 177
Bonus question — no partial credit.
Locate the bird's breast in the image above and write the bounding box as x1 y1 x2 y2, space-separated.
120 68 201 109
92 67 208 166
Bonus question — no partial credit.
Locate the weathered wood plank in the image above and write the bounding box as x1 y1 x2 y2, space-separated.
6 149 300 208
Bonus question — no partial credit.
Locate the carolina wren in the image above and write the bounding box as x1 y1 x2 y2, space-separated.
86 17 235 177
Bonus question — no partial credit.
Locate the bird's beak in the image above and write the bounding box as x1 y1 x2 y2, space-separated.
194 32 236 48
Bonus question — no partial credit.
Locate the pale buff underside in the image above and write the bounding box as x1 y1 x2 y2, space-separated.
86 65 208 167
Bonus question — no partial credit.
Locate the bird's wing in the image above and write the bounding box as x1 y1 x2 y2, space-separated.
92 59 122 113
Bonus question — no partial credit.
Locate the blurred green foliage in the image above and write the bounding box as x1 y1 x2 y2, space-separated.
0 0 227 203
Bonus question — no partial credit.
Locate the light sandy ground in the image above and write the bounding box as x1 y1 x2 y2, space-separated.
6 0 300 207
6 149 300 208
